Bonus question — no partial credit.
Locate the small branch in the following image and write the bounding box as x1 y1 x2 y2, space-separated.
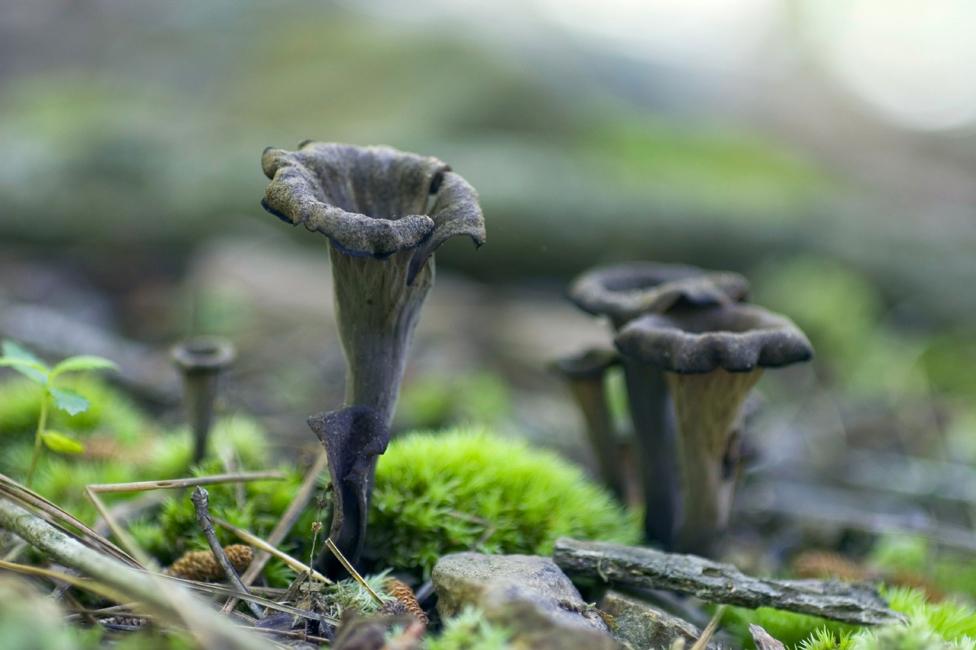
190 487 263 619
324 537 383 606
553 538 903 626
224 448 328 618
690 606 724 650
0 496 268 650
87 471 284 494
213 516 330 584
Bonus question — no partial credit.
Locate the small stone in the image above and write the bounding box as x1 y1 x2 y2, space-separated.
432 552 609 634
600 590 711 650
481 582 621 650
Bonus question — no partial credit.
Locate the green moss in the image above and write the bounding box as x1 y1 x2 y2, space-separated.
722 606 858 649
426 607 513 650
369 427 639 576
785 588 976 650
799 628 856 650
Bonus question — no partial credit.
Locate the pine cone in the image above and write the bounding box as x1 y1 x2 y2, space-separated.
167 544 253 581
384 578 428 626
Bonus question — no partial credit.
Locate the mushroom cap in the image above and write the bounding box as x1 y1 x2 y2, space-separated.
549 347 619 379
568 262 749 325
614 303 813 374
170 337 236 374
261 142 485 273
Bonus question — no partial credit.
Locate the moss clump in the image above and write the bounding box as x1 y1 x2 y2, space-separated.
721 606 858 649
369 427 640 576
426 607 513 650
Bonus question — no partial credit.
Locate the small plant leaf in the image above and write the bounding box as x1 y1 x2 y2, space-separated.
49 387 89 415
0 340 49 384
40 430 86 455
50 355 118 378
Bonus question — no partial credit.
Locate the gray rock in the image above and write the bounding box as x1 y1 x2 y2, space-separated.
432 552 609 634
600 590 711 650
480 582 621 650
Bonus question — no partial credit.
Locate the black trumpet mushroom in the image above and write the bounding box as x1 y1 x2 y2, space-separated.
260 142 486 571
568 262 749 549
615 302 813 555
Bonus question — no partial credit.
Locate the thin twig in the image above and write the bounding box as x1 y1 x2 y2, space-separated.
87 470 284 494
213 516 331 584
244 456 324 571
0 473 138 567
241 626 332 644
160 574 338 625
691 605 725 650
324 537 383 606
191 487 264 619
0 559 134 605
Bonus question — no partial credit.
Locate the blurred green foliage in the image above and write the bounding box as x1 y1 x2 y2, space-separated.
0 375 148 444
870 536 976 603
396 372 512 431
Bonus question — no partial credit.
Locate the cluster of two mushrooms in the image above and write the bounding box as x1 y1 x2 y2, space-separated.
555 263 813 555
260 142 486 574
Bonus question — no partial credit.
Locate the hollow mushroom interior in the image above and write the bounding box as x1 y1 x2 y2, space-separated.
299 146 444 222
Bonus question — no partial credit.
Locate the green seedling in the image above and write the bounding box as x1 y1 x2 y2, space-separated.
0 340 117 486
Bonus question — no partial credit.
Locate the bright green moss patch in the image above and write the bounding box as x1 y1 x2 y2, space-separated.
721 606 858 650
426 607 513 650
369 427 640 576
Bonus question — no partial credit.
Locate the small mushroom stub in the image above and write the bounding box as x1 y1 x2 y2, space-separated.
170 337 236 463
308 406 390 575
615 303 813 554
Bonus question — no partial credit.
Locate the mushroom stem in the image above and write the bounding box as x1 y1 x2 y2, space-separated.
171 337 236 463
620 360 679 549
331 248 434 428
665 369 762 555
308 406 390 577
551 349 624 501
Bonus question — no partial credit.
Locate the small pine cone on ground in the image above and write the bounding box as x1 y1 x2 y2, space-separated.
384 578 428 626
167 544 253 581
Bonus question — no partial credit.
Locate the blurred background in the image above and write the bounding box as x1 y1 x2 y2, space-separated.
2 0 975 566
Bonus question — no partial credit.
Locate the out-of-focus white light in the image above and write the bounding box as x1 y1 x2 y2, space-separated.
807 0 976 131
532 0 780 72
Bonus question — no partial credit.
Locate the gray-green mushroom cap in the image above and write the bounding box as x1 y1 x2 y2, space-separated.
569 262 750 327
261 142 486 282
614 303 814 374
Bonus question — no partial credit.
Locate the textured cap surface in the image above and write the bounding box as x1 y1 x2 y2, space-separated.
615 303 813 374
